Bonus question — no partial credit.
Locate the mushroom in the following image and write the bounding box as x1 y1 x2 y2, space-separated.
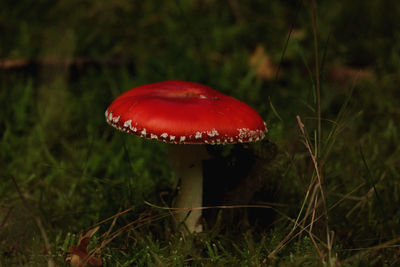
105 80 267 233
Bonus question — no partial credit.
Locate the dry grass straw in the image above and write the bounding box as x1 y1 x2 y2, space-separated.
268 1 335 264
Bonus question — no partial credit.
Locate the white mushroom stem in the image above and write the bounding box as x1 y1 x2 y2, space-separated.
169 144 209 233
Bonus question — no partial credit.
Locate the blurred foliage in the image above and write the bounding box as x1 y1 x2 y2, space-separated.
1 0 400 266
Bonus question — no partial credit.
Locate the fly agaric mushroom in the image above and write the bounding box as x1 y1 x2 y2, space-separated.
105 80 267 233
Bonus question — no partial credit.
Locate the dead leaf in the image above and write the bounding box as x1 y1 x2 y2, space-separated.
328 66 375 85
66 226 103 267
249 44 278 80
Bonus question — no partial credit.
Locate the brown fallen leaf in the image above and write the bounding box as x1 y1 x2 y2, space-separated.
249 44 278 80
66 226 103 267
328 66 375 85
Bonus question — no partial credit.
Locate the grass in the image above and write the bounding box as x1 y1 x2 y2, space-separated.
1 0 400 266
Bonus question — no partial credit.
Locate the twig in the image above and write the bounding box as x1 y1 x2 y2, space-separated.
0 57 132 70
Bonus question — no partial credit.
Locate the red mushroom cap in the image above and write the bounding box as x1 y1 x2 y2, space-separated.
105 80 267 144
